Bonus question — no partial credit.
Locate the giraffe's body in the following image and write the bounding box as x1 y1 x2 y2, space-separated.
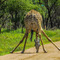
11 10 60 53
24 10 42 33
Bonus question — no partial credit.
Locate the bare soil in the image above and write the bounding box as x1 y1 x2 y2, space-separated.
0 41 60 60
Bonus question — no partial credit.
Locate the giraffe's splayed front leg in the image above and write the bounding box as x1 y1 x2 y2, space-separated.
34 39 40 53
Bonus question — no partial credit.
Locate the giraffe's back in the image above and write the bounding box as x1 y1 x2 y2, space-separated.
24 10 42 32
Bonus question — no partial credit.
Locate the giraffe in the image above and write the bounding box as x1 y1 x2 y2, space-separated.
11 10 60 53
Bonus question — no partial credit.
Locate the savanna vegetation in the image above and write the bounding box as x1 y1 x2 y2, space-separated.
0 29 60 56
0 0 60 56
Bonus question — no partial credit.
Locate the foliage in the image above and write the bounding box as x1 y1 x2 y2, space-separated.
0 0 7 33
0 0 60 31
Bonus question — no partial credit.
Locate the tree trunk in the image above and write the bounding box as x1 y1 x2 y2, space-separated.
14 11 18 30
50 19 53 28
0 27 1 33
58 23 59 28
42 15 45 28
21 26 24 33
14 22 17 30
46 18 48 28
48 9 53 28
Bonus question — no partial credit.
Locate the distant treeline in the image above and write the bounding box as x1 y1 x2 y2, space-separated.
0 0 60 33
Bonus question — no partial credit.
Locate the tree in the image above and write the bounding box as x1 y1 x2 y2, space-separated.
7 0 40 30
7 0 28 30
39 0 59 28
0 0 7 33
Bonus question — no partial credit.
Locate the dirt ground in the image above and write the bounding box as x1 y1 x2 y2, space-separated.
0 41 60 60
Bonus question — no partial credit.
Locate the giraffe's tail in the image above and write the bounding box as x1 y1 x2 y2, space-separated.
30 29 34 41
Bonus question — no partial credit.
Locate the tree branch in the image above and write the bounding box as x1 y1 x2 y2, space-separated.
0 14 4 18
43 0 49 10
50 0 58 11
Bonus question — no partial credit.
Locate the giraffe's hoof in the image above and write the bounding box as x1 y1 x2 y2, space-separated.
58 48 60 51
10 51 13 53
44 51 47 53
36 51 39 53
21 51 24 53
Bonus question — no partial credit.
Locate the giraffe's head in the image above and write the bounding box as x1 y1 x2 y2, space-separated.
34 39 40 53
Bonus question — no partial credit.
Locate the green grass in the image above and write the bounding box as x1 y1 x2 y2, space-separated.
0 28 60 56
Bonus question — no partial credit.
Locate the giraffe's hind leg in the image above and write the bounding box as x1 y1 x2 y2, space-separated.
41 29 60 51
21 33 28 53
39 33 47 53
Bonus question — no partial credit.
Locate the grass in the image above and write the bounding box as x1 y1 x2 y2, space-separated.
0 28 60 56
